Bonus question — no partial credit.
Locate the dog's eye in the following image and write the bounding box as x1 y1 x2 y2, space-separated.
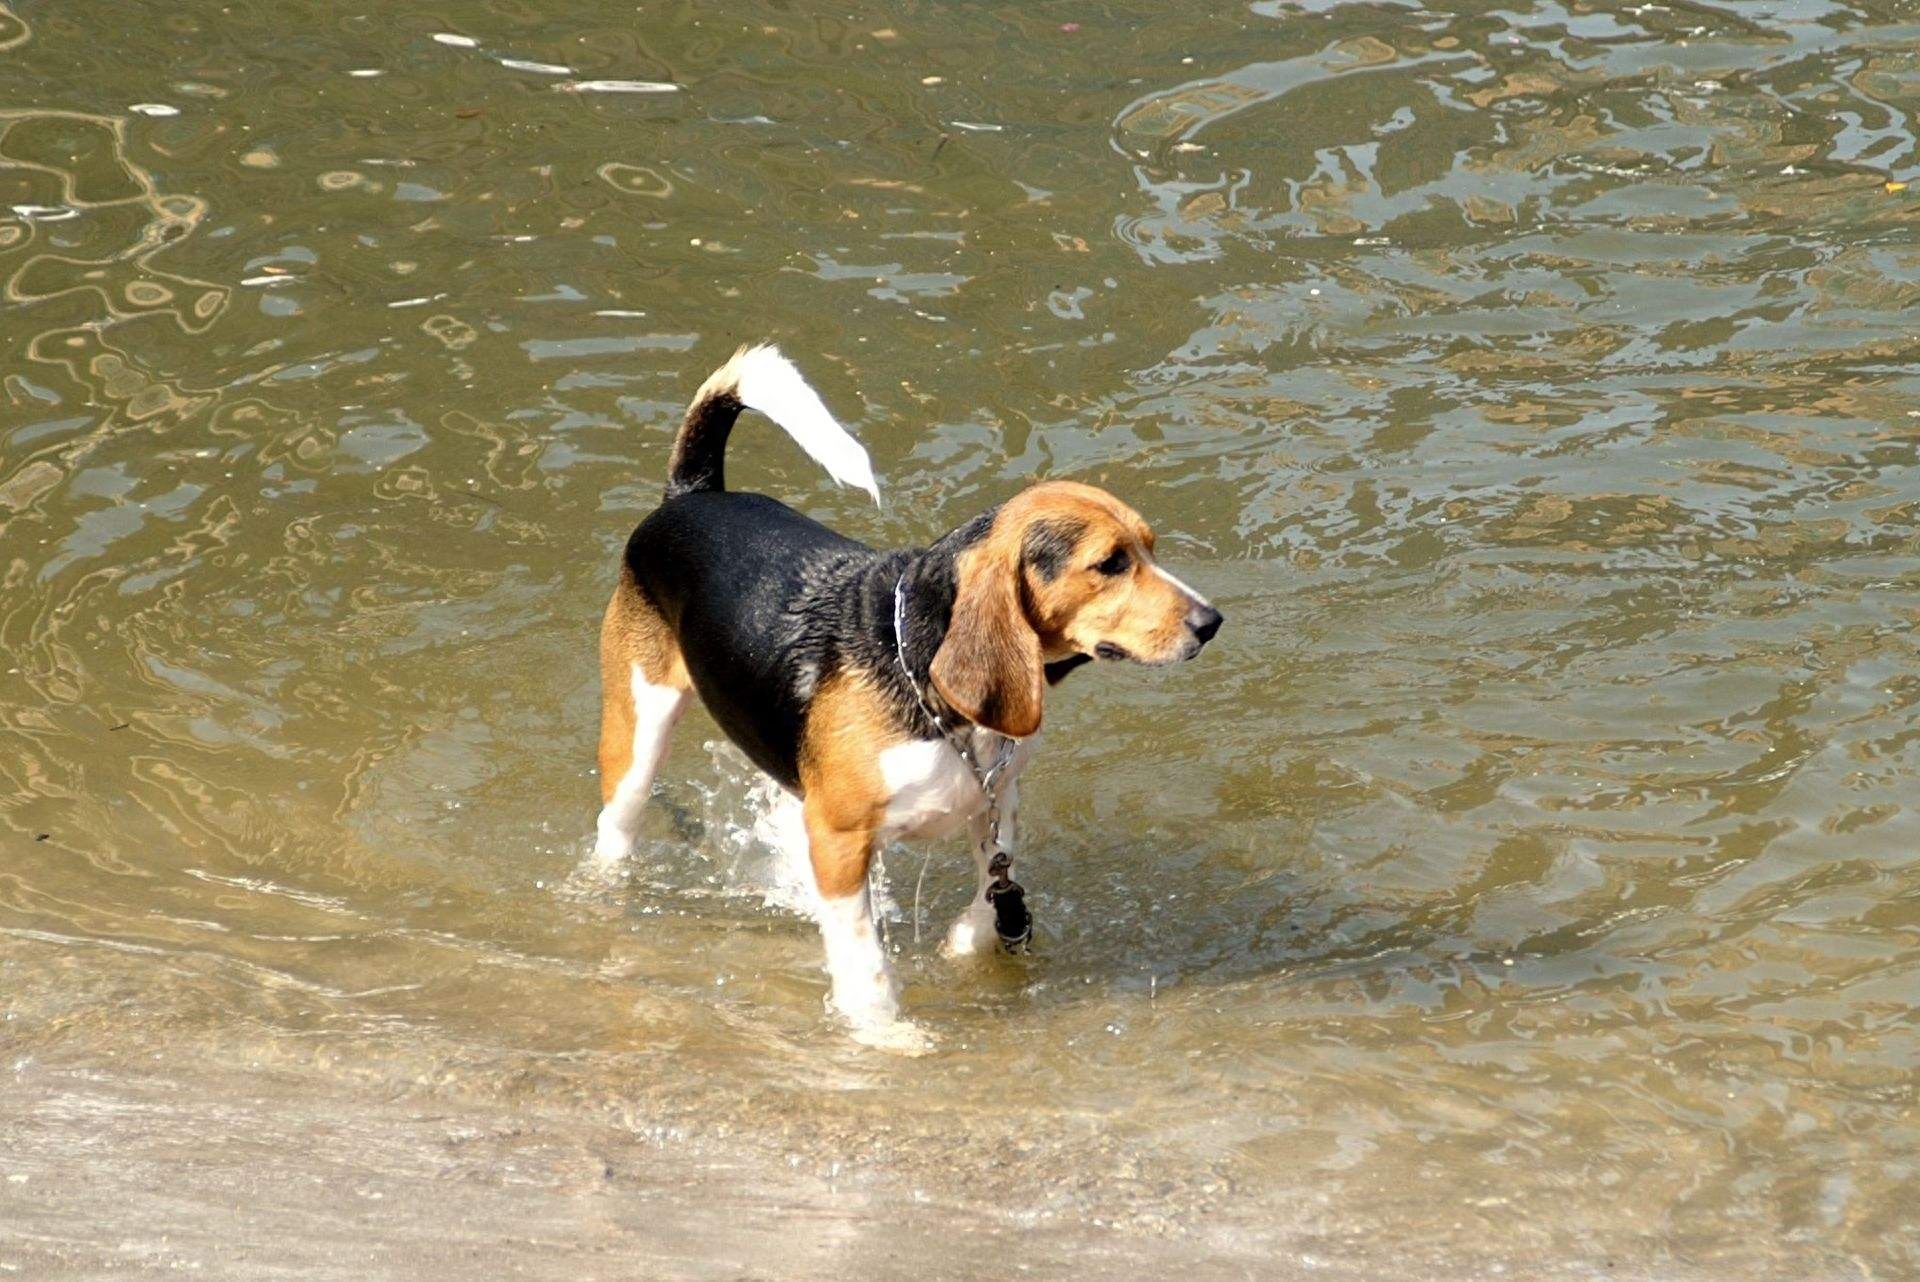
1092 548 1131 576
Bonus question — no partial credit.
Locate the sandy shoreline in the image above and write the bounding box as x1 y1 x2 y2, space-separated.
2 1055 1284 1282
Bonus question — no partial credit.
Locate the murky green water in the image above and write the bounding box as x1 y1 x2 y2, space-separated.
4 0 1919 1276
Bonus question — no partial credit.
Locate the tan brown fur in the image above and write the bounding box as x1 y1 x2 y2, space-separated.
797 668 907 898
932 521 1046 739
932 481 1201 737
597 568 689 805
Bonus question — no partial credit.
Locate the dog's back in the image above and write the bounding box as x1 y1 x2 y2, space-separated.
624 490 878 787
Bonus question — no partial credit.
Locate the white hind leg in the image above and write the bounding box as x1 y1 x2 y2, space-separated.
593 668 689 864
593 572 690 865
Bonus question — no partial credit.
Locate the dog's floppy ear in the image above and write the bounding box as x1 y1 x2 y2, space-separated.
931 540 1044 738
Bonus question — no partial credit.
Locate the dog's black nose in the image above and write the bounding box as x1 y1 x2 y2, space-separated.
1191 605 1223 644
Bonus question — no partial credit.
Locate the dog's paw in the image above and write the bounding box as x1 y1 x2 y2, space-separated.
568 848 634 896
554 862 628 910
849 1018 938 1056
940 903 998 960
589 832 634 865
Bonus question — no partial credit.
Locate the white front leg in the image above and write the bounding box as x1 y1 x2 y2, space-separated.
817 886 900 1027
944 774 1022 959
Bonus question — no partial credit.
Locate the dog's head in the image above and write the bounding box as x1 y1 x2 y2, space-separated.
930 481 1223 737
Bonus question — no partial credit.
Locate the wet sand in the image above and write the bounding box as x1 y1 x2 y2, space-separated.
5 1056 1292 1282
5 1037 1822 1282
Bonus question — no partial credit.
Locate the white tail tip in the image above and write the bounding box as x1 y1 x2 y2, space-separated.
726 344 881 506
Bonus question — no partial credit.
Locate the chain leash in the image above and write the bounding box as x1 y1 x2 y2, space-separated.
893 573 1032 951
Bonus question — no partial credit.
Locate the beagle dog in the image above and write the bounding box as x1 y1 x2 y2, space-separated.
594 346 1221 1041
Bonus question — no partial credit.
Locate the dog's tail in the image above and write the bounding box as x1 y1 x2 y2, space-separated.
665 345 880 506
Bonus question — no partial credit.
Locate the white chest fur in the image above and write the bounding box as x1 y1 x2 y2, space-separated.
877 738 986 841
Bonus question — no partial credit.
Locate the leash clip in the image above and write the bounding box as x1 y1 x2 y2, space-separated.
983 846 1031 952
